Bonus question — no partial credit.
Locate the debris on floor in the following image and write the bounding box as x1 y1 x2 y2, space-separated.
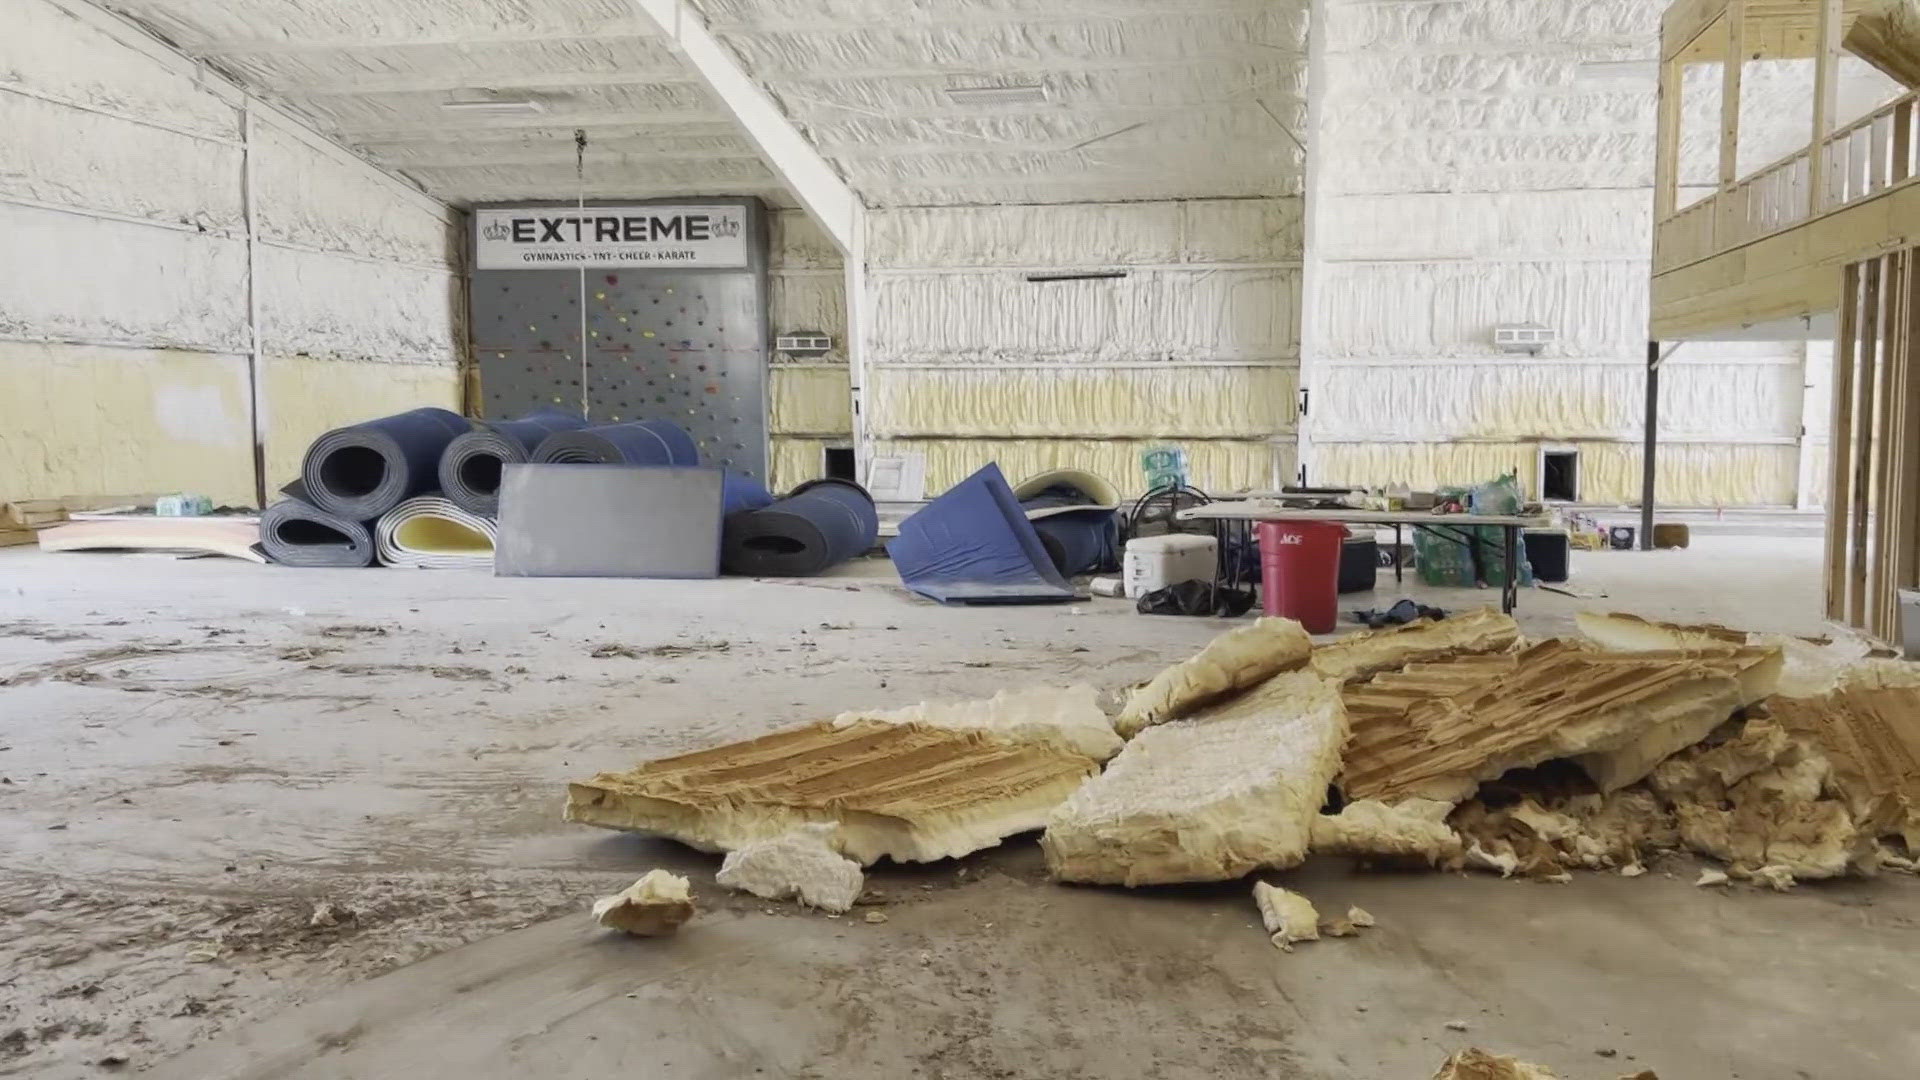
1308 608 1520 684
1253 882 1318 950
1765 663 1920 848
1043 671 1346 884
833 683 1122 761
1339 640 1781 803
1112 616 1312 737
1311 797 1463 865
1431 1048 1558 1079
592 870 694 936
565 720 1098 864
1320 905 1374 937
714 824 865 913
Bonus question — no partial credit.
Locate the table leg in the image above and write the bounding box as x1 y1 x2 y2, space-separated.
1394 523 1403 584
1502 526 1519 614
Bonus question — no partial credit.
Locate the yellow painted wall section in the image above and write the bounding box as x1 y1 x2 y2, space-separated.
770 436 838 493
866 366 1296 439
870 438 1283 497
1315 441 1798 506
0 342 254 505
768 366 853 436
261 356 461 494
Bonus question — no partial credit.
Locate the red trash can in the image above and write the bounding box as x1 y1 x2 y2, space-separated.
1258 520 1344 633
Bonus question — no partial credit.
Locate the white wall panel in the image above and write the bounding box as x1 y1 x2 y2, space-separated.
0 203 248 351
1312 361 1800 442
871 203 1186 268
1307 0 1806 506
0 93 243 230
2 0 239 139
866 198 1302 492
871 269 1298 364
251 122 457 267
1 0 460 506
256 246 460 364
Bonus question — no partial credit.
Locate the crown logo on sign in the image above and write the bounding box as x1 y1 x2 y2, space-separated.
482 219 511 241
712 215 740 238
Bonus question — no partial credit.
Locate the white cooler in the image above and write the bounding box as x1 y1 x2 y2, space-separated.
1123 534 1218 598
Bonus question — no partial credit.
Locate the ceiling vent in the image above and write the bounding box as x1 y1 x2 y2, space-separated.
441 95 546 117
944 83 1050 108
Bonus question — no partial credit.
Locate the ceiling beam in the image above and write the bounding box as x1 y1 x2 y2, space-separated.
633 0 861 253
702 4 1284 35
333 110 732 138
295 70 702 96
193 26 660 55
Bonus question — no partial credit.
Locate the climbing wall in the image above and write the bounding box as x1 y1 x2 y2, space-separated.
469 198 772 482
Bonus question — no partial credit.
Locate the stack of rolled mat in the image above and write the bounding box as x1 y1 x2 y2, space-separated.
374 495 498 569
300 407 472 520
258 482 376 568
722 478 877 576
532 420 699 466
439 408 590 517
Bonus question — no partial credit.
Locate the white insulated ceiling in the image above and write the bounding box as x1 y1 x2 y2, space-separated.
100 0 1306 208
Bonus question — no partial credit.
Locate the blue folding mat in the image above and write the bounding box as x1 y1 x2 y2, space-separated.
887 463 1075 604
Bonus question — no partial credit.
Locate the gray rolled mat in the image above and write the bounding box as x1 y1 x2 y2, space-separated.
438 408 588 518
722 478 877 576
300 407 472 521
531 419 699 466
258 497 375 568
374 494 498 570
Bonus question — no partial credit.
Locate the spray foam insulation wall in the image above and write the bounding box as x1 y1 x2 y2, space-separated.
1315 441 1798 506
867 200 1300 495
1 0 463 505
1308 0 1809 506
765 209 850 490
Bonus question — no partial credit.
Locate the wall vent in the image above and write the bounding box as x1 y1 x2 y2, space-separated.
1494 324 1555 355
775 332 834 355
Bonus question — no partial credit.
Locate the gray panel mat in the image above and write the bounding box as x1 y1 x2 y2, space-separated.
494 464 724 579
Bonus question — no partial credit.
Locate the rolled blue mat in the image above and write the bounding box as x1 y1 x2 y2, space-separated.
258 494 375 568
300 407 471 520
439 407 588 517
531 419 698 467
722 478 877 576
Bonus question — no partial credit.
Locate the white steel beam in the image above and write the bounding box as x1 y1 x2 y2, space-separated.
631 0 871 476
632 0 861 254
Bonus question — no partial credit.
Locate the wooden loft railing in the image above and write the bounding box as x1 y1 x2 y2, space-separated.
1656 89 1919 271
1655 89 1920 273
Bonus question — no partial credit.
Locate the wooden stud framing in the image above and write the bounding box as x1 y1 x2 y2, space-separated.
1895 252 1920 619
1810 0 1845 213
1827 260 1860 621
1656 56 1683 222
1827 248 1920 641
1718 0 1747 247
1848 257 1881 626
1871 254 1903 638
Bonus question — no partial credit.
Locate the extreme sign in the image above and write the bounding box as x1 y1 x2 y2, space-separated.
474 205 749 269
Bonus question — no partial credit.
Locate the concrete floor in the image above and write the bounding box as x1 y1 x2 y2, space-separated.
1 536 1913 1078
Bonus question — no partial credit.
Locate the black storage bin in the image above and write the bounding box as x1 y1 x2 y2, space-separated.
1338 536 1378 594
1523 529 1570 583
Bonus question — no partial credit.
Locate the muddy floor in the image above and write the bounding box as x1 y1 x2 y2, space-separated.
2 537 1914 1078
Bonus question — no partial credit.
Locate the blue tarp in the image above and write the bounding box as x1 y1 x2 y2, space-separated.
887 463 1075 604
